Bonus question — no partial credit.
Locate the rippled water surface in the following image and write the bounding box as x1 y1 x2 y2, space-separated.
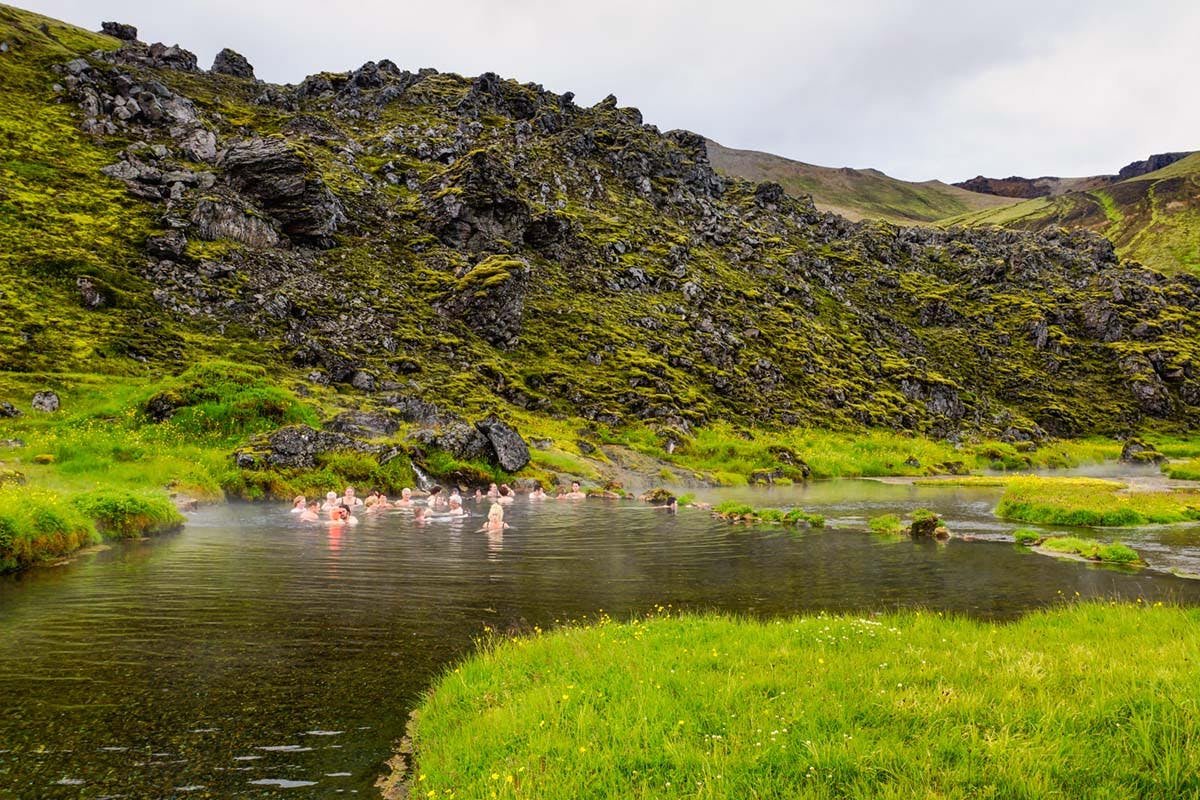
3 478 1200 798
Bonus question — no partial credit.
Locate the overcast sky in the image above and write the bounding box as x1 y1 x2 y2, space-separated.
22 0 1199 182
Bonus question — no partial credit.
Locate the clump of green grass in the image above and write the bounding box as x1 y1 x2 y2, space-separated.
1039 536 1143 565
783 508 825 527
713 501 754 518
144 361 318 438
1165 458 1200 481
1013 528 1042 546
996 476 1200 527
712 502 823 528
70 489 184 538
868 513 903 534
0 487 97 571
400 604 1200 800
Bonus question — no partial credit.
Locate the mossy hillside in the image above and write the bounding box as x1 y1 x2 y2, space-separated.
398 605 1200 800
0 6 278 374
4 9 1197 446
944 153 1200 276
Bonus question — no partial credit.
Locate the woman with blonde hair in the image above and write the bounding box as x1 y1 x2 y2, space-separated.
481 502 509 531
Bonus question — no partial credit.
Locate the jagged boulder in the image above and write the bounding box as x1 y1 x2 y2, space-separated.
0 402 21 418
101 22 138 41
222 137 344 246
212 48 254 79
475 414 531 471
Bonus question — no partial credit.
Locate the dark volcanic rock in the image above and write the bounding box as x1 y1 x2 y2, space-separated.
438 422 493 462
222 138 345 246
953 175 1055 199
439 256 530 349
1117 152 1193 181
101 21 138 41
211 48 255 79
234 424 382 469
424 149 530 251
1119 437 1167 465
475 414 531 471
0 401 21 418
324 410 400 438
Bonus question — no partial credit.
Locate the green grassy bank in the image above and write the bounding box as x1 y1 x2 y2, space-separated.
397 605 1200 799
996 477 1200 527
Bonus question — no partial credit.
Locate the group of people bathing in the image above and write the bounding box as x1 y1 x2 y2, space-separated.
290 481 589 532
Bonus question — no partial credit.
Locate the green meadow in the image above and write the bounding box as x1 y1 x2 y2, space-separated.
398 604 1200 800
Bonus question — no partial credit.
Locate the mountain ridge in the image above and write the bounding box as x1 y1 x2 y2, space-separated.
3 3 1200 452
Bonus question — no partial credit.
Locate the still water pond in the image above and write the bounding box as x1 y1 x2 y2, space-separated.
3 476 1200 798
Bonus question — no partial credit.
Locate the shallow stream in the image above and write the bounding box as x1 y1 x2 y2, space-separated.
3 472 1200 798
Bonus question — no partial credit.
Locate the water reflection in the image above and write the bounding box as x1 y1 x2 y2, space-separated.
0 482 1197 797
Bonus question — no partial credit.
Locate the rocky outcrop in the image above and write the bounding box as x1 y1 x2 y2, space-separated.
324 410 400 438
233 424 383 469
0 402 21 418
222 138 344 246
425 149 530 251
438 255 530 349
212 48 254 79
953 175 1057 199
1117 152 1193 181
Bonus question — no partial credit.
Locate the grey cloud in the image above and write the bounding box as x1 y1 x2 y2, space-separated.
22 0 1199 181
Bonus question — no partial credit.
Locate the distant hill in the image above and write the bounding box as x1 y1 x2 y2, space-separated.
953 174 1110 200
944 153 1200 275
953 152 1193 200
705 139 1012 224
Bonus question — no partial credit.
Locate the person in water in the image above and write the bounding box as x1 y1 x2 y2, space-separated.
529 484 547 500
428 486 448 510
481 502 509 531
342 486 363 508
299 502 320 522
559 481 586 500
446 496 468 517
322 491 340 511
290 495 307 513
412 506 428 525
395 488 414 507
329 505 358 526
486 482 500 498
497 485 515 504
375 494 393 510
473 489 484 502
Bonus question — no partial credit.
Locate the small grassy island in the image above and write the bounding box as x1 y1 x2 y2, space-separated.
392 604 1200 799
